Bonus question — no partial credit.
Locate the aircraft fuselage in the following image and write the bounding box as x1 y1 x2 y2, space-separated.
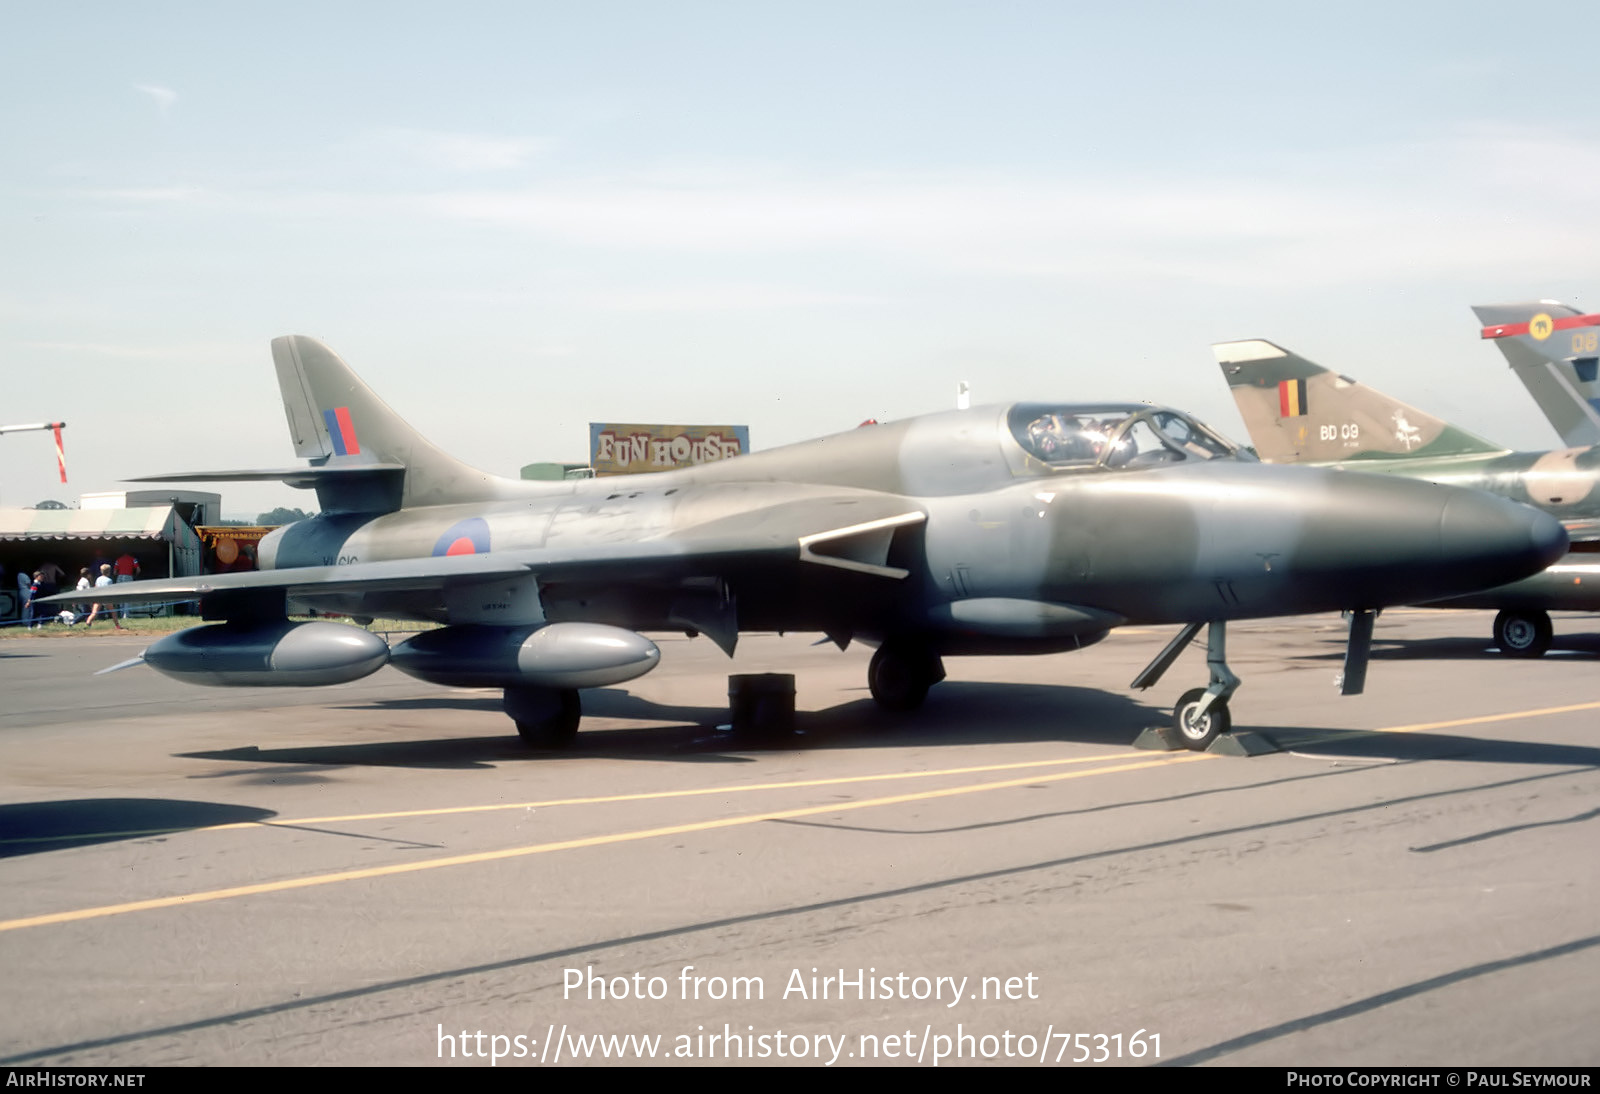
257 405 1561 652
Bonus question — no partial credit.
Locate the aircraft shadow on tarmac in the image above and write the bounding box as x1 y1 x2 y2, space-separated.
172 675 1600 772
1242 725 1600 768
175 681 1164 771
0 798 277 859
1298 631 1600 663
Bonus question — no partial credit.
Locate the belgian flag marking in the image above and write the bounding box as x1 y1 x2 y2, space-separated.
1278 378 1308 417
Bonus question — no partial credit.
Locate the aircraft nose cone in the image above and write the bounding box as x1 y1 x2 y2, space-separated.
1437 492 1568 589
1260 469 1570 612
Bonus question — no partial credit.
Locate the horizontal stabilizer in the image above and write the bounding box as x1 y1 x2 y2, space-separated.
131 465 405 484
131 465 406 513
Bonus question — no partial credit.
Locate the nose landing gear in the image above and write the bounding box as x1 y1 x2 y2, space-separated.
1131 620 1240 751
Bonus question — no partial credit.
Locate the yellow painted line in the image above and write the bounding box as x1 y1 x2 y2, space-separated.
0 750 1163 846
6 697 1592 931
11 697 1599 848
238 751 1158 826
1376 699 1600 734
0 752 1210 933
1279 698 1600 748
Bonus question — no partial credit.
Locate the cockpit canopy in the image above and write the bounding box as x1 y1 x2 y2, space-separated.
1006 403 1252 471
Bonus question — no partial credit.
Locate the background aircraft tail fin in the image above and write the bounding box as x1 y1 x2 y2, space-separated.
271 336 518 511
1214 339 1504 464
1474 301 1600 448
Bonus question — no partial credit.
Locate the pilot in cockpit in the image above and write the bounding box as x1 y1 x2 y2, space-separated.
1027 413 1101 462
1025 413 1071 460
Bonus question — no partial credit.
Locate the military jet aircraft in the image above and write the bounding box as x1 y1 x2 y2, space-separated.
44 336 1563 750
1475 300 1600 448
1215 337 1599 657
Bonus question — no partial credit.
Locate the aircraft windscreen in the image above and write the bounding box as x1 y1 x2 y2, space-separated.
1008 405 1245 470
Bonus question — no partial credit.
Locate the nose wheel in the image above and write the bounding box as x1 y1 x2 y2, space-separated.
1173 687 1231 750
1132 620 1241 751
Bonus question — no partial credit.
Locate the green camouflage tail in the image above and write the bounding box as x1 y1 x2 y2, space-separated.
1213 339 1503 464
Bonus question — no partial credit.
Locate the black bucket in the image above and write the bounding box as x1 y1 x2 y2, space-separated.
728 673 796 736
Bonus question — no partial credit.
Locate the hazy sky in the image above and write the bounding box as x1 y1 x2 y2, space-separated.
4 2 1598 516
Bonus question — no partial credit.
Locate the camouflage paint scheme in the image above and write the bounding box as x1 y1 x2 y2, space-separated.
1216 339 1600 526
45 336 1564 744
1216 337 1598 656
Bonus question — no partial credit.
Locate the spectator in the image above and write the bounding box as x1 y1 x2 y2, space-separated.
113 551 140 619
84 564 125 630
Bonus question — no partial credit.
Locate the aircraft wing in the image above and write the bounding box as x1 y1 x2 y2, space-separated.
39 552 537 606
40 496 928 618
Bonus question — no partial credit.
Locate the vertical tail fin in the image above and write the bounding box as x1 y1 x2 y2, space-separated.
1213 339 1504 464
271 336 519 510
1473 301 1600 448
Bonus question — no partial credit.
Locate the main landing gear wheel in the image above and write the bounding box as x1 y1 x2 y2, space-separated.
868 642 945 712
504 686 581 748
1173 687 1230 751
1493 610 1552 659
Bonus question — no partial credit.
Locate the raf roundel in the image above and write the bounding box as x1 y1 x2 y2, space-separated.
432 517 491 557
